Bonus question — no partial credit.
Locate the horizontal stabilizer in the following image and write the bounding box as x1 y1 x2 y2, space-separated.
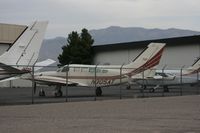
34 59 56 71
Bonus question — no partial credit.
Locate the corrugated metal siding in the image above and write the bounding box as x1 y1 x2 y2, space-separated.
0 23 26 44
93 43 200 69
93 36 200 69
0 44 9 56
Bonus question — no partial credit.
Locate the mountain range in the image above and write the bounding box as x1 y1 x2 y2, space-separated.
39 26 200 64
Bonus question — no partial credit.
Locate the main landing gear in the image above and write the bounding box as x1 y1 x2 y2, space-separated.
39 86 63 97
54 85 63 97
126 85 131 90
163 85 169 92
39 89 46 96
96 87 102 96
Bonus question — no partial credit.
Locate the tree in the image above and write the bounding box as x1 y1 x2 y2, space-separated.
58 29 94 66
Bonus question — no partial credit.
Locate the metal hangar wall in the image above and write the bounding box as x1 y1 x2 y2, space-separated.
93 35 200 69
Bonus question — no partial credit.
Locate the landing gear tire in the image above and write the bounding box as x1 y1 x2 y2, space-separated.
126 85 131 90
96 87 102 96
140 85 146 93
163 86 169 92
55 90 63 97
149 88 155 93
141 85 147 90
39 89 45 97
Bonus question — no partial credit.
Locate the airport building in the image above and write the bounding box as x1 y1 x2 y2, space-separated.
0 23 27 54
93 35 200 69
0 22 200 87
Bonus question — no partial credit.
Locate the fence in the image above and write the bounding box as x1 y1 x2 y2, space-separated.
0 64 199 105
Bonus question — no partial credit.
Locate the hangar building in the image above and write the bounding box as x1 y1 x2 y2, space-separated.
93 35 200 69
0 23 27 53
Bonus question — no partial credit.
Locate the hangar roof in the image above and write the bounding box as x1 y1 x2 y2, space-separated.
93 35 200 52
0 23 27 44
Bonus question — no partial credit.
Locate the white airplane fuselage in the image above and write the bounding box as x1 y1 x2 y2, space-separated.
35 64 134 87
134 70 200 86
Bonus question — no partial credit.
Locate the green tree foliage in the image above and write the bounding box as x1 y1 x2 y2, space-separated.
58 29 94 66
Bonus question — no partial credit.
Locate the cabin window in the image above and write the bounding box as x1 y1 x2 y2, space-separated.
81 67 88 72
89 68 102 73
89 68 95 73
102 69 108 73
74 67 80 72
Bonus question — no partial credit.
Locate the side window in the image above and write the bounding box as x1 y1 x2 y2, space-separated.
81 67 88 72
102 69 108 73
89 68 102 73
74 67 80 72
89 68 95 73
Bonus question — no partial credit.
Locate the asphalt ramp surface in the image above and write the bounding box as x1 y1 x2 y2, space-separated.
0 95 200 133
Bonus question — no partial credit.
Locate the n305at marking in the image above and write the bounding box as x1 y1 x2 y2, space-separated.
91 79 114 85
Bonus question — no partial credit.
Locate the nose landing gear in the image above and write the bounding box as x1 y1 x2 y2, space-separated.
96 87 102 96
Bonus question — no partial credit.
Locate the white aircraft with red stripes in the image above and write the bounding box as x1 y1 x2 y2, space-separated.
134 58 200 92
34 43 166 97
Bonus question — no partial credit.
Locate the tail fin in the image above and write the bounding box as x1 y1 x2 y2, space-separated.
124 43 166 77
183 58 200 75
0 21 48 70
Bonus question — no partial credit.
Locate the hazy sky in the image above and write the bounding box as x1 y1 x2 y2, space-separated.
1 0 200 38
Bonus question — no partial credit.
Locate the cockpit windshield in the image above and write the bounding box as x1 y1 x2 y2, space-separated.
57 66 69 72
56 67 62 72
155 72 168 77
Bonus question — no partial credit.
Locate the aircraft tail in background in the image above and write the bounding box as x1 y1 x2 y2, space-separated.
0 21 48 80
183 58 200 75
0 21 48 72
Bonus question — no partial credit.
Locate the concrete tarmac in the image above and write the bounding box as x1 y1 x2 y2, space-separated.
1 85 199 105
0 95 200 133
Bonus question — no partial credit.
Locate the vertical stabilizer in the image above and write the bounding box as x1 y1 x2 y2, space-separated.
124 43 166 77
0 21 48 70
183 58 200 75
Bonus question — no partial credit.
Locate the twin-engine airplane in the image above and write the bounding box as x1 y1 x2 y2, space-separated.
133 58 200 92
0 21 166 97
0 21 49 81
33 43 166 97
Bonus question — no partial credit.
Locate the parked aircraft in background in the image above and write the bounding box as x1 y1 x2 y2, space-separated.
133 58 200 92
33 43 166 97
0 21 48 81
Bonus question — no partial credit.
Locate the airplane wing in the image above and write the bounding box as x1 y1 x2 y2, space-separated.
34 75 87 86
0 76 21 83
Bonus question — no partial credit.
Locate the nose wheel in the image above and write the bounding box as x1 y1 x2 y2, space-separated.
163 86 169 92
54 85 63 97
54 90 63 97
39 89 46 97
96 87 102 96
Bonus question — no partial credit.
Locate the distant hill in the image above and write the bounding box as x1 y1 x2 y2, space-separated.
38 37 66 64
39 27 200 64
90 26 200 45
